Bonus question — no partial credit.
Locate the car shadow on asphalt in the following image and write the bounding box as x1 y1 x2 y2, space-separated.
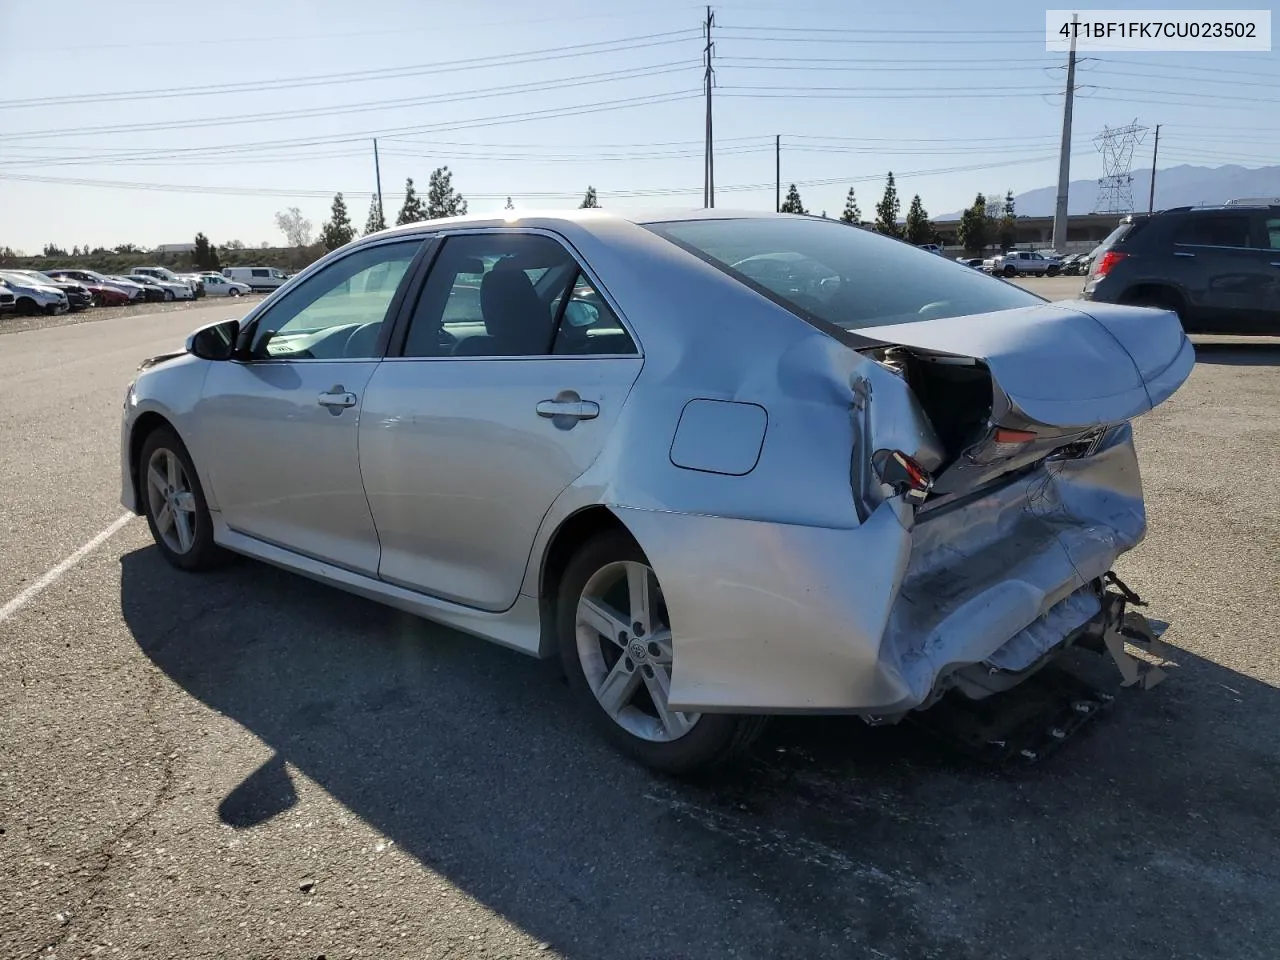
119 546 1280 960
1192 341 1280 366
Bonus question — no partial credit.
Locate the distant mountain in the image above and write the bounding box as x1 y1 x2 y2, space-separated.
941 165 1280 219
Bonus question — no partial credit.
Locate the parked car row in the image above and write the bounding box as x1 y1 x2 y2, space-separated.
0 266 254 317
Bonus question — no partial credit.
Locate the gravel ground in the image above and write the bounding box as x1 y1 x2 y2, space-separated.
1 298 1278 960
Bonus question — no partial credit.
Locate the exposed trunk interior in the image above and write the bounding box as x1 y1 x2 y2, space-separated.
874 345 994 466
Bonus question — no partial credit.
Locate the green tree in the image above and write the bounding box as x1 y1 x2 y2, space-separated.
779 183 807 215
425 166 467 219
363 197 386 235
396 178 425 225
904 195 933 245
999 189 1017 249
42 243 68 257
957 192 992 254
113 243 141 254
193 232 221 271
580 186 599 208
839 187 862 224
224 239 246 250
874 172 901 237
319 193 356 250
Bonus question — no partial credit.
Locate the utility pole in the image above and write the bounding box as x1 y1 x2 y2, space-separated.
703 6 715 208
1148 124 1161 213
372 138 384 225
1051 12 1079 253
775 135 781 212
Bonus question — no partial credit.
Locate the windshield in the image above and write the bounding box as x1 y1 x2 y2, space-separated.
645 217 1043 332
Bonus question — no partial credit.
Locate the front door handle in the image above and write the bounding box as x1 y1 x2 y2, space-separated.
1174 251 1195 258
1270 261 1280 268
536 396 600 421
318 386 358 409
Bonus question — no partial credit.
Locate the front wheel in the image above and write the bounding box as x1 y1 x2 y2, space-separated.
557 531 766 774
229 288 242 297
1002 265 1018 278
1046 265 1060 277
139 427 226 571
164 289 175 301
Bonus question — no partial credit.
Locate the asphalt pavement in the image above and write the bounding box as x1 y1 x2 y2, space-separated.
2 293 1279 960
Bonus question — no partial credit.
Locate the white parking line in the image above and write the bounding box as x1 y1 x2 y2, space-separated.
0 513 135 625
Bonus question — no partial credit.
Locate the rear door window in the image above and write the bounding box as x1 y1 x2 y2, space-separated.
1174 215 1254 249
1262 217 1280 249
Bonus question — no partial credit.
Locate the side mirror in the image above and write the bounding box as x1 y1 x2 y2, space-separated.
186 318 240 361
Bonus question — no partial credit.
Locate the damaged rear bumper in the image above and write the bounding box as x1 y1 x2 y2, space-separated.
616 425 1170 716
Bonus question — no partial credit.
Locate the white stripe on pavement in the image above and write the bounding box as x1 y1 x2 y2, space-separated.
0 513 135 625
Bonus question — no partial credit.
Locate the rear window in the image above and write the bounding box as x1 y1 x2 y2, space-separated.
644 217 1042 332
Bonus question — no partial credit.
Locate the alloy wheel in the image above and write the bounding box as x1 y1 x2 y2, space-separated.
145 447 198 554
575 560 699 742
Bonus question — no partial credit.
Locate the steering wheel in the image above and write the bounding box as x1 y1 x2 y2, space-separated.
342 321 382 358
916 300 954 320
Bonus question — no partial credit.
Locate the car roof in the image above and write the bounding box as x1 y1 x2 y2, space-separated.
364 207 833 242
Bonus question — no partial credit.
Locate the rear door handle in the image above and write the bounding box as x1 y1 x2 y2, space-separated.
317 388 358 409
536 398 600 421
1174 251 1195 258
1270 262 1280 268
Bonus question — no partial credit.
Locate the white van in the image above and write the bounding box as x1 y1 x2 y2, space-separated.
223 266 289 292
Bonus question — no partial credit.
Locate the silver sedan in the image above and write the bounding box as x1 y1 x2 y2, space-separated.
120 210 1193 773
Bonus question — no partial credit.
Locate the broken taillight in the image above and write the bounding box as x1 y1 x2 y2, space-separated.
1092 250 1128 278
967 427 1038 466
872 449 934 504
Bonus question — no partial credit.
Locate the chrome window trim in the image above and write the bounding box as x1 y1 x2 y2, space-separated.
1173 242 1259 252
410 225 644 359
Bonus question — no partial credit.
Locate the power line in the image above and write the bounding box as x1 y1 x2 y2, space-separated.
0 155 1059 202
0 30 703 110
0 90 705 166
715 33 1045 45
0 62 700 141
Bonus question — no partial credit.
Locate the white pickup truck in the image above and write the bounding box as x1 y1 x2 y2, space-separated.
982 250 1063 278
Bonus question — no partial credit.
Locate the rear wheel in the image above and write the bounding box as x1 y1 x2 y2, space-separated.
139 427 225 572
164 289 175 301
557 531 766 774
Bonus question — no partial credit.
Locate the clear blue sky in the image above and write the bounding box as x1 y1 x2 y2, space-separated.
1 0 1277 252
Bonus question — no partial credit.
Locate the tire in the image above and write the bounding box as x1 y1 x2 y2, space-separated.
138 426 226 572
229 288 242 297
15 298 37 316
557 530 767 774
1002 265 1017 278
164 289 175 301
1046 265 1060 277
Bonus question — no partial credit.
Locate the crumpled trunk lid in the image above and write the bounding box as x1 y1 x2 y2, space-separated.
856 300 1194 503
857 299 1193 426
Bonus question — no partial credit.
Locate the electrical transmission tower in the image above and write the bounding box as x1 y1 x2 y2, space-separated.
1094 121 1148 214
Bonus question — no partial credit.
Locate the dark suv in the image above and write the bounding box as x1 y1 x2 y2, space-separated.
1082 204 1280 335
